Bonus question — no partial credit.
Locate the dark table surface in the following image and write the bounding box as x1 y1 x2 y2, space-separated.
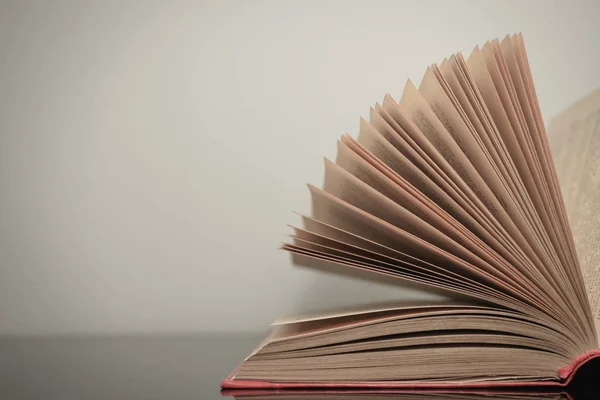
0 334 261 399
0 334 597 399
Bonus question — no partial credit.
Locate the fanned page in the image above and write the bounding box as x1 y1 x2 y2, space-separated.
548 89 600 341
225 34 599 387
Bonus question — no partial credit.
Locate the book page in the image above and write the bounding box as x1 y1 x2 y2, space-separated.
548 89 600 337
272 301 474 325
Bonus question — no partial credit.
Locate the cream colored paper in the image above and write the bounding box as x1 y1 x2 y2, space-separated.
548 89 600 341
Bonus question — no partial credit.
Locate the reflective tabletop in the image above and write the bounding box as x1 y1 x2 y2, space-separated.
0 334 597 399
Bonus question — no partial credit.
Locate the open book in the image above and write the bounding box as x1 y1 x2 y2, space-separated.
222 34 600 389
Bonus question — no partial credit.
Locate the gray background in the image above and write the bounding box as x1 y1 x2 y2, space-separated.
1 0 599 335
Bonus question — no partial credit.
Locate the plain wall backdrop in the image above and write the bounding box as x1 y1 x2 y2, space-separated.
1 0 600 335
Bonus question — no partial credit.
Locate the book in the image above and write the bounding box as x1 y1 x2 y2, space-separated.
222 34 600 389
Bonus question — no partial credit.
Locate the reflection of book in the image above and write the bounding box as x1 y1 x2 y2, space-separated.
225 392 568 400
223 34 600 389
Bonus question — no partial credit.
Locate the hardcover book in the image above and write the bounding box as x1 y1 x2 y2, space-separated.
222 34 600 390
